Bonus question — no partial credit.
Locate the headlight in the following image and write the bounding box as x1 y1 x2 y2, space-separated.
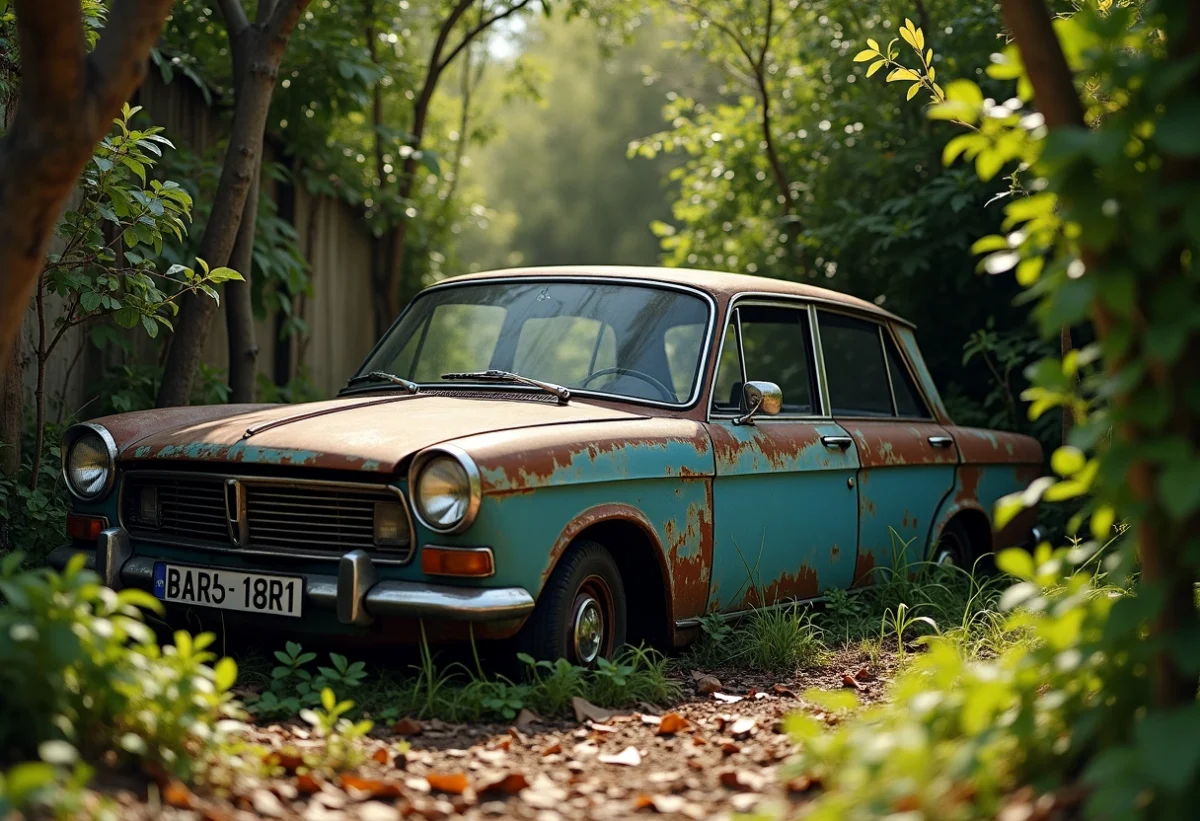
62 424 117 500
410 446 481 534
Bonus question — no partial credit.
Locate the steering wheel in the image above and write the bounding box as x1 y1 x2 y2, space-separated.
580 368 676 402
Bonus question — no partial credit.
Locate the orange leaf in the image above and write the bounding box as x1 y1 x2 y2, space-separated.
338 773 405 798
655 713 690 736
372 747 390 766
426 772 469 795
691 734 707 746
773 684 797 697
296 772 324 795
163 780 196 809
855 667 875 681
479 772 529 795
841 674 864 691
392 717 423 736
541 742 563 756
265 749 305 772
721 742 740 755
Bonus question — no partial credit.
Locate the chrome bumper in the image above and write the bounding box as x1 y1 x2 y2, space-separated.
46 528 535 626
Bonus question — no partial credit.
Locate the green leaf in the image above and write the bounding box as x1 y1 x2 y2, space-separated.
321 687 336 711
214 657 238 691
995 548 1035 580
113 306 140 328
1134 706 1200 791
1051 446 1086 477
205 266 244 285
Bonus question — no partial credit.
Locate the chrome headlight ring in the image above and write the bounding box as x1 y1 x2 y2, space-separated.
408 444 482 535
61 423 118 501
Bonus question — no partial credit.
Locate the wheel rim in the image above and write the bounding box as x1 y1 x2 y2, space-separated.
571 575 614 664
934 533 965 567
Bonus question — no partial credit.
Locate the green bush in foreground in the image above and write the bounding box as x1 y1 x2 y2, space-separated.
0 552 241 815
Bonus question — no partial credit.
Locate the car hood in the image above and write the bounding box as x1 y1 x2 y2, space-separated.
93 394 644 474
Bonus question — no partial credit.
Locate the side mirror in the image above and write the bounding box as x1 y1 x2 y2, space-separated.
734 381 783 425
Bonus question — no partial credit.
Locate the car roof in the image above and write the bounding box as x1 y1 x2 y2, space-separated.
434 265 912 327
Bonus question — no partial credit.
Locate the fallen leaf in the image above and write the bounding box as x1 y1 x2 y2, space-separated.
372 747 391 766
541 742 563 756
655 713 690 736
720 742 741 755
634 794 686 814
295 772 324 794
772 684 797 697
692 734 707 746
842 674 864 691
338 774 405 799
494 738 512 751
719 769 765 792
572 696 613 723
392 718 424 736
695 675 722 694
250 788 287 818
425 772 469 795
479 772 530 796
163 780 196 809
515 708 540 731
729 718 757 739
687 759 705 771
588 721 619 733
264 749 305 772
689 670 708 682
855 667 875 682
598 746 642 767
640 713 662 725
785 774 822 795
713 692 744 704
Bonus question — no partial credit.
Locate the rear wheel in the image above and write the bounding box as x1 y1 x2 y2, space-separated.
931 519 973 569
516 540 627 664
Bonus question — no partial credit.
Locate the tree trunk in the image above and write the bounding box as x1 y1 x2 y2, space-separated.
0 345 23 480
0 0 174 371
225 156 262 403
156 0 310 407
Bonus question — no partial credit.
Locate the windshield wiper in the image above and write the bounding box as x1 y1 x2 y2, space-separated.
441 370 571 404
345 371 420 393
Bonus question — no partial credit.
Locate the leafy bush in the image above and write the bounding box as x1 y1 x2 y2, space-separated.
0 552 241 813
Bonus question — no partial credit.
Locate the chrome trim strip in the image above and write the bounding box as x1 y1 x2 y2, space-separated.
98 527 132 589
338 550 377 625
62 423 118 502
879 324 900 416
880 321 936 420
808 303 832 417
364 581 534 621
408 444 482 535
118 471 416 566
345 275 719 411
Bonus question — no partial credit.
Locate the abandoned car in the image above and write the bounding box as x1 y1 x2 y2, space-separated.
51 266 1043 663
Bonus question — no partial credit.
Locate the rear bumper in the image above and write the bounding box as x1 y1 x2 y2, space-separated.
45 527 535 626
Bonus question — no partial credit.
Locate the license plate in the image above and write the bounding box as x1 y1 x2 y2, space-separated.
152 563 303 618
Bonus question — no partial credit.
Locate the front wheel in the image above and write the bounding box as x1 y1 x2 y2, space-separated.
515 540 627 664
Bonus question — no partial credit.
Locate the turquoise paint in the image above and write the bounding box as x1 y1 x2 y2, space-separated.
480 438 712 493
857 464 956 575
709 422 859 611
154 441 322 466
930 464 1029 551
134 445 152 458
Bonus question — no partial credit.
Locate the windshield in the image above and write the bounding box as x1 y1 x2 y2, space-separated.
354 281 712 405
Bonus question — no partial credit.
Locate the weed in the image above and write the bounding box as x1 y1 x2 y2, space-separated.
299 688 373 772
520 654 586 715
880 602 940 661
743 604 825 672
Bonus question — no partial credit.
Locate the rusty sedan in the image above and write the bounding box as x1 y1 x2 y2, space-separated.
50 266 1043 663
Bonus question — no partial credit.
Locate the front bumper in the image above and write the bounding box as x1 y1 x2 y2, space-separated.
46 527 535 627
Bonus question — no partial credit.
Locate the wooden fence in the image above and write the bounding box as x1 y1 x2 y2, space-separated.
13 71 380 418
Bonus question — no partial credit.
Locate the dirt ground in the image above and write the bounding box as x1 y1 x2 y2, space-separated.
90 648 899 821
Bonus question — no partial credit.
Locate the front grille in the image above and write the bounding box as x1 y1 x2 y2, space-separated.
121 472 413 563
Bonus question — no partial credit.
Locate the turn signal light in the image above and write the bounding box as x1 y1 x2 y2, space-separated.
421 546 495 578
66 514 107 541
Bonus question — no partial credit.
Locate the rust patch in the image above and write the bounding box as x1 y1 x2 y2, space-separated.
742 565 819 608
953 426 1043 465
844 421 960 469
668 488 714 623
851 551 877 589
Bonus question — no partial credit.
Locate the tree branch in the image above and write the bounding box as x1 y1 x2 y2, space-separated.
266 0 312 45
257 0 278 25
437 0 535 74
669 0 758 71
214 0 251 35
758 0 774 70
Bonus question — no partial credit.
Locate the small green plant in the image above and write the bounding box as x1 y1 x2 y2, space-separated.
299 688 373 773
475 678 533 721
585 645 680 707
743 603 825 673
248 644 368 719
520 654 586 715
880 602 940 662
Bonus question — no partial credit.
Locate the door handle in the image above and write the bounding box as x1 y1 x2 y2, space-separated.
928 436 954 448
821 435 853 450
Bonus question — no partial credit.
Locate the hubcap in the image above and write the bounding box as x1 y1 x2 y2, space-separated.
934 548 957 567
573 595 604 663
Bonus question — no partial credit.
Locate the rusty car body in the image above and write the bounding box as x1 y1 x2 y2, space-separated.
51 266 1043 663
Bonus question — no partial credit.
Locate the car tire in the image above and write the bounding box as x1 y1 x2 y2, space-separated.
931 520 976 571
515 540 627 665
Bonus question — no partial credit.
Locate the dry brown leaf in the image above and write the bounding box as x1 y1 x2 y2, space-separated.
163 780 196 809
720 742 741 755
691 734 707 746
372 747 391 766
479 772 530 796
541 742 563 756
842 674 864 691
494 737 512 751
634 794 687 814
773 683 797 697
572 696 613 723
264 748 305 772
295 772 324 795
392 717 423 736
785 774 822 795
655 713 690 736
695 675 722 694
515 708 540 731
719 769 765 792
598 746 642 766
338 773 405 799
686 758 705 771
729 718 757 739
713 692 744 704
855 667 875 682
425 772 469 795
689 670 708 682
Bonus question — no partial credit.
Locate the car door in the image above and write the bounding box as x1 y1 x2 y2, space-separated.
705 301 860 612
815 311 959 584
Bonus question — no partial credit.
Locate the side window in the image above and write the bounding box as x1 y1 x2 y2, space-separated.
712 321 742 412
712 305 816 415
818 312 893 416
883 331 930 418
664 323 705 399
